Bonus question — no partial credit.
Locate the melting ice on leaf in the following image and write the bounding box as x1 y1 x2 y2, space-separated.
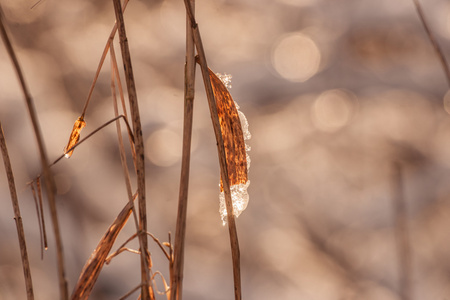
209 70 251 225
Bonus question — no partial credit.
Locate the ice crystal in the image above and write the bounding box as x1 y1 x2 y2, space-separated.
219 181 251 226
215 73 233 89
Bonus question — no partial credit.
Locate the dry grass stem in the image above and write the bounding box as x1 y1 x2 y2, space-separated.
81 0 130 118
412 0 450 88
0 5 68 299
119 284 142 300
110 41 142 238
111 0 150 298
182 1 241 298
35 177 48 252
52 115 134 167
152 271 170 298
29 179 47 259
0 121 34 299
171 0 196 299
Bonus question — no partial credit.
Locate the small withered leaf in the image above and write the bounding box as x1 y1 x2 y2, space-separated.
208 69 248 191
64 116 86 158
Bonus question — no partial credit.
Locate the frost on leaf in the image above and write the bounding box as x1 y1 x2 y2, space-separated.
209 70 251 225
215 73 233 89
64 116 86 158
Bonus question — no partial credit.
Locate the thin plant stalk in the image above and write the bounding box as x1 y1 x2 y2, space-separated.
110 42 143 259
182 1 241 299
81 0 130 118
0 121 34 300
171 0 196 299
29 180 46 259
412 0 450 88
0 6 68 300
111 1 151 299
50 115 134 167
110 40 137 166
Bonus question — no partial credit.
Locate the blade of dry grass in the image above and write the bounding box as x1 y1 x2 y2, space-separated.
111 1 151 299
70 199 135 300
412 0 450 88
182 2 241 299
171 1 196 299
36 177 48 252
110 41 134 204
29 180 46 259
81 0 130 118
110 40 137 166
0 121 34 299
51 114 134 167
0 6 68 299
110 42 147 281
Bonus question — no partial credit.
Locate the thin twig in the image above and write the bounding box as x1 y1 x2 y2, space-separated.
36 177 48 252
182 1 241 299
0 121 34 299
412 0 450 88
119 284 143 300
50 114 134 167
110 41 141 238
81 0 130 118
171 1 196 299
111 1 151 299
0 6 68 299
106 231 171 265
29 181 45 259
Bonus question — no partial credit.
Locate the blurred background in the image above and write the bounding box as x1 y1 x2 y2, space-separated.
1 0 450 299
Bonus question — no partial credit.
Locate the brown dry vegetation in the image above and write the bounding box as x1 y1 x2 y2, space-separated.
1 0 450 299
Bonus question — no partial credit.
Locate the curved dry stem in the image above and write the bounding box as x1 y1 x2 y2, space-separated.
0 6 67 299
0 121 34 299
412 0 450 88
81 0 130 118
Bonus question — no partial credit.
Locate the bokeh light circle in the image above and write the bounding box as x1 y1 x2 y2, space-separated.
271 32 321 82
145 128 182 167
311 89 357 132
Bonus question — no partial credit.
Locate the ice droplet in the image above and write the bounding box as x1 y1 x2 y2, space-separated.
219 181 250 226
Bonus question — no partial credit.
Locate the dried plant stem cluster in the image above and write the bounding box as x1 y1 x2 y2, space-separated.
3 0 450 299
0 0 252 299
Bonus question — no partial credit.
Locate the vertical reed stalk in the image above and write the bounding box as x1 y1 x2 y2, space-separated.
171 1 196 299
111 0 150 299
412 0 450 88
0 6 68 300
81 0 130 118
182 1 242 299
0 121 34 300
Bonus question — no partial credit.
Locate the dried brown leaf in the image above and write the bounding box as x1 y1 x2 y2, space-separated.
208 69 248 191
64 116 86 158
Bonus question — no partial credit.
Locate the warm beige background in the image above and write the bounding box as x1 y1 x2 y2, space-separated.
1 0 450 299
